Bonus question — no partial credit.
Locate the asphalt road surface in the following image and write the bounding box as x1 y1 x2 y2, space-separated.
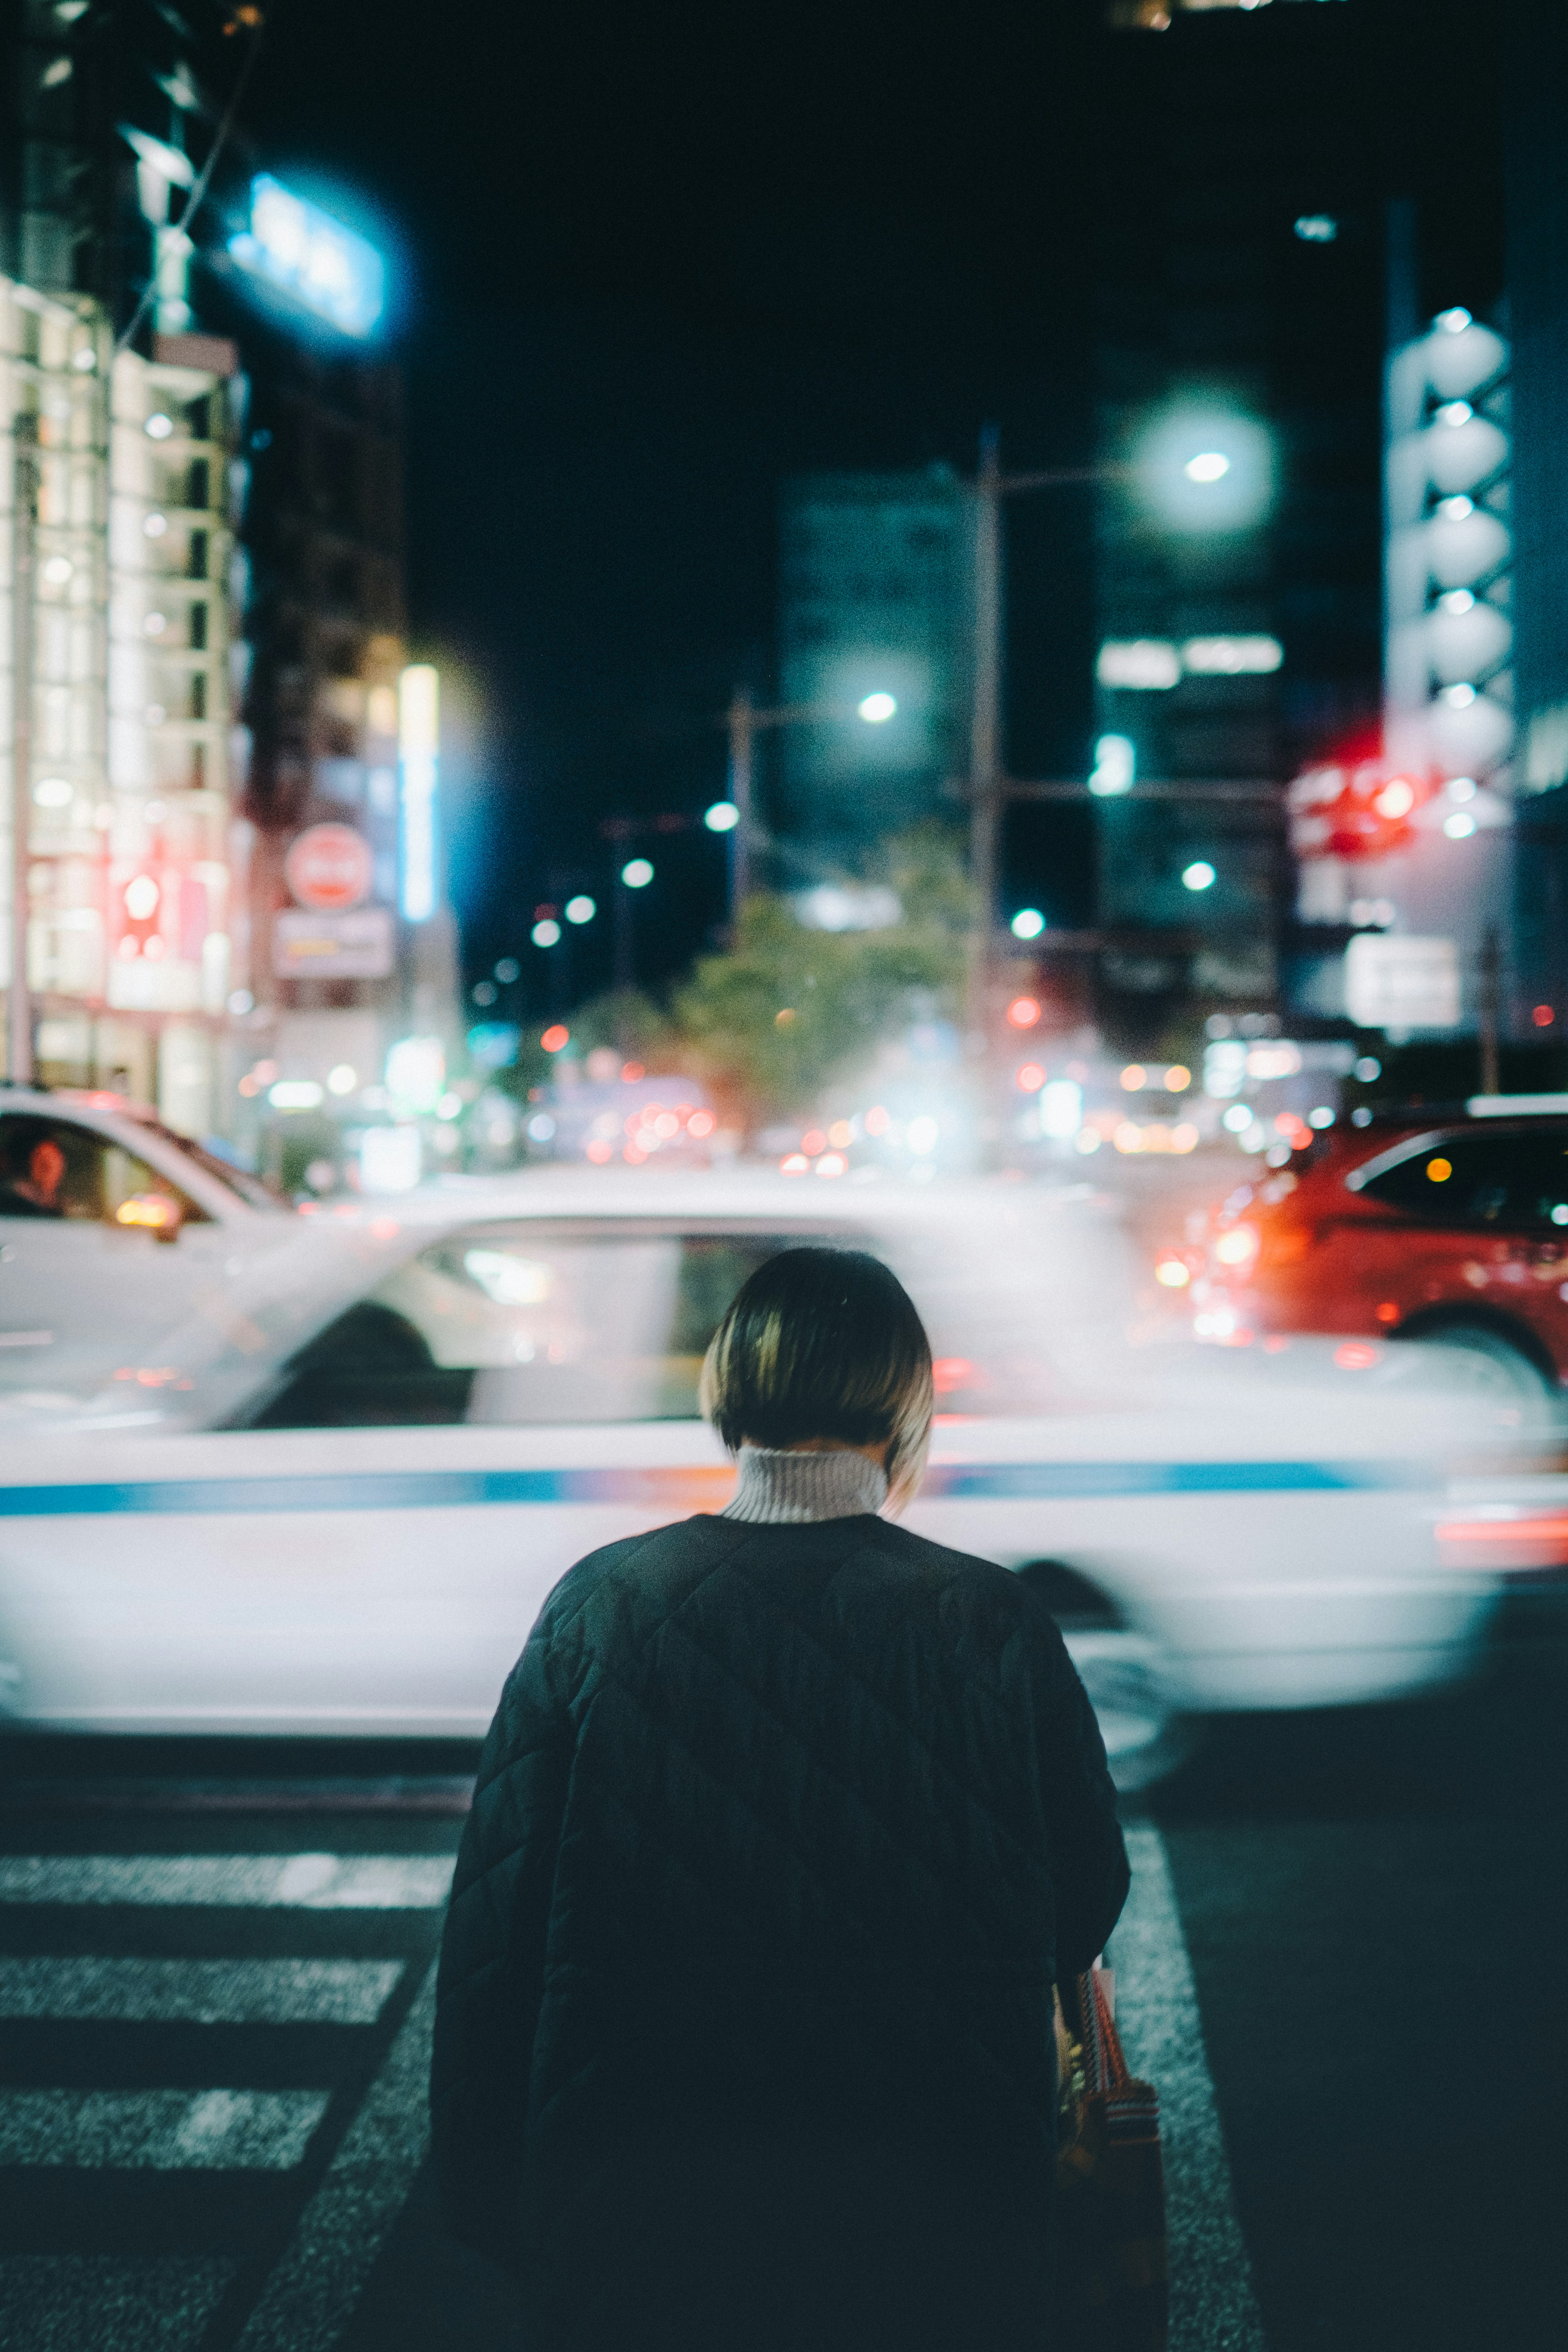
1 1609 1564 2352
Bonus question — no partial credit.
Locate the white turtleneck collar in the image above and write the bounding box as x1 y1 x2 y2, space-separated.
720 1444 888 1525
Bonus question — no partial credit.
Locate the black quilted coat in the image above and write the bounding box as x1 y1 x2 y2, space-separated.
430 1510 1129 2352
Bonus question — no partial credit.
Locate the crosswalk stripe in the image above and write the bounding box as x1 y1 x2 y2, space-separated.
0 2254 233 2351
0 1956 404 2025
1113 1824 1269 2352
0 1852 454 1909
0 2085 332 2171
235 1962 437 2352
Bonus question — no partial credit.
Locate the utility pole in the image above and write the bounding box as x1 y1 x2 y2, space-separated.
717 688 892 931
9 412 37 1088
964 427 1003 1047
726 688 755 916
612 869 635 996
599 813 687 1013
1478 924 1501 1097
961 434 1124 1059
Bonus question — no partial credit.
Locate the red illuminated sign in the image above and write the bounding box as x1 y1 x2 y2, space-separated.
285 823 373 912
1288 759 1432 862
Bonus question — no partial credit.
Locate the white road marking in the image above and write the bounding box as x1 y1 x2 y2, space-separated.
0 1852 454 1909
0 2086 330 2170
235 1962 437 2352
1111 1822 1269 2352
0 1955 404 2025
0 2254 232 2351
0 1775 477 1817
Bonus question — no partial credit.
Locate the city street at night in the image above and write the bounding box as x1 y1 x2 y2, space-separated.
4 0 1568 2343
3 1609 1565 2352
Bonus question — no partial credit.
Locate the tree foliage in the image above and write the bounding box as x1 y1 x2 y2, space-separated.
673 824 972 1120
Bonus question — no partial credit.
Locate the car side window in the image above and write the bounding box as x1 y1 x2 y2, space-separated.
1359 1131 1568 1231
662 1234 797 1414
0 1116 208 1227
248 1225 804 1431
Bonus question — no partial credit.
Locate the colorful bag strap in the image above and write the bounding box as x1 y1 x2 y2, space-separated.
1089 1965 1130 2094
1064 1965 1130 2098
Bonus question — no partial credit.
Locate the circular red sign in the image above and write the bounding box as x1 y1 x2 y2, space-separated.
285 823 373 913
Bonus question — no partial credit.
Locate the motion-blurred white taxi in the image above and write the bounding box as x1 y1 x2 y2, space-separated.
0 1088 292 1391
0 1169 1544 1783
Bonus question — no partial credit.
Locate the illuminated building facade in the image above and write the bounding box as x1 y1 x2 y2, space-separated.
0 274 242 1129
0 2 456 1150
1091 1 1384 1017
229 331 443 1092
776 469 969 872
1506 10 1568 1037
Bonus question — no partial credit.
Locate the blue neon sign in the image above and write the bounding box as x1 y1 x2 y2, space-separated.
229 176 385 340
399 666 439 924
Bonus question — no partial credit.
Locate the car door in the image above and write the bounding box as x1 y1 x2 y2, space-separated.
0 1221 802 1734
1354 1126 1568 1350
0 1113 221 1393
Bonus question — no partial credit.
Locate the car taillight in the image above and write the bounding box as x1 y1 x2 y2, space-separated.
1212 1221 1261 1271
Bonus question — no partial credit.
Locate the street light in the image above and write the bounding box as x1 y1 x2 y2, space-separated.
621 858 653 889
721 688 903 916
565 894 596 923
1183 861 1217 892
1137 408 1274 535
532 917 561 947
962 430 1132 1045
1011 908 1045 939
1088 734 1136 797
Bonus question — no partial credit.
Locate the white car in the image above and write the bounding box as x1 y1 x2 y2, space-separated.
0 1169 1539 1782
0 1087 292 1391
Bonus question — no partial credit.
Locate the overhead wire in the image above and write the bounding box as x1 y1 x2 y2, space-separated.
113 10 270 360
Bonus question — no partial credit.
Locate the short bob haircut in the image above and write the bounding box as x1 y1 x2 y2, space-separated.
699 1247 934 1510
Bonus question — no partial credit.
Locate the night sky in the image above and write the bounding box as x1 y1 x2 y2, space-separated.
240 0 1505 1023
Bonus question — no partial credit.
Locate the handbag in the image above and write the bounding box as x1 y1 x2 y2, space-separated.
1053 1965 1168 2350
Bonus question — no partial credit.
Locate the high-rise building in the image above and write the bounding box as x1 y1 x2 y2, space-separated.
775 468 970 875
1091 1 1384 1019
219 316 452 1138
1505 8 1568 1036
0 290 242 1132
0 2 454 1162
0 0 246 1130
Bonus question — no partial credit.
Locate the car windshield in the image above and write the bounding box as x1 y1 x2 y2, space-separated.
134 1121 290 1214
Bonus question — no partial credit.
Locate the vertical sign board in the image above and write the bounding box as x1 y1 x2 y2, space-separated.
399 665 439 924
1344 934 1461 1030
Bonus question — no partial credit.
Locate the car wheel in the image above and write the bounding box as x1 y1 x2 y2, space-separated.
1394 1320 1557 1411
1061 1629 1196 1793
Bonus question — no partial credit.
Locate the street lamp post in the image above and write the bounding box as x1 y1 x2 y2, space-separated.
962 430 1126 1047
718 690 898 931
593 691 899 1024
613 866 636 996
726 689 757 909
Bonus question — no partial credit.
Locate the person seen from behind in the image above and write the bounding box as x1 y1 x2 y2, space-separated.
430 1245 1130 2351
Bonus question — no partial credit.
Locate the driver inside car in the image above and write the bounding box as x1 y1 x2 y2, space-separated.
0 1120 69 1219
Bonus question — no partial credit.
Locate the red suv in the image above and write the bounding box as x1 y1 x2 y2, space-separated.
1158 1104 1568 1398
